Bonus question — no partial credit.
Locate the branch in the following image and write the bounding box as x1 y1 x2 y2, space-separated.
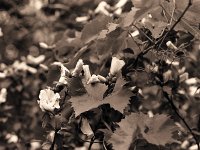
50 129 59 150
164 93 200 150
128 31 142 52
133 24 155 44
157 0 192 50
88 136 95 150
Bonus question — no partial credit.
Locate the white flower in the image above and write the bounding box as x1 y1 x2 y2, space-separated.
83 65 91 82
38 89 60 112
0 88 7 104
97 75 107 83
27 54 45 65
94 1 111 16
179 72 189 83
6 133 18 143
72 59 84 77
52 62 70 85
13 60 37 74
0 27 3 37
188 86 200 96
87 74 100 84
185 78 198 85
110 57 125 76
166 41 178 50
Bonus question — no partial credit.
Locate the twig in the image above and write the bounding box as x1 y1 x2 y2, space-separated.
88 136 95 150
164 93 200 150
160 3 198 39
128 31 142 52
127 45 154 71
79 136 103 143
133 24 155 44
50 129 59 150
157 0 192 50
103 139 108 150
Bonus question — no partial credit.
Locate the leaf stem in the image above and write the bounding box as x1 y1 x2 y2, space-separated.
128 31 142 52
164 93 199 150
50 129 59 150
157 0 192 50
88 136 95 150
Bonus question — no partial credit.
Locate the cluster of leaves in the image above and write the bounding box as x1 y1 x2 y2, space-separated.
1 0 200 149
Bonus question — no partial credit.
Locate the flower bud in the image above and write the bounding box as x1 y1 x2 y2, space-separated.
39 42 49 49
72 59 84 77
87 74 100 84
97 75 107 83
110 57 125 76
0 88 7 104
179 72 189 83
83 65 91 82
166 41 178 50
53 62 70 84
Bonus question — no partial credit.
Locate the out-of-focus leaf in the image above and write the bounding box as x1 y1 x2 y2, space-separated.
81 15 111 43
108 113 178 150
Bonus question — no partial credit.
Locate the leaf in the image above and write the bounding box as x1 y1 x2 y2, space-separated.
120 8 138 27
80 117 94 137
120 0 162 28
143 19 168 39
81 15 111 43
69 76 132 117
108 126 138 150
141 114 177 146
108 113 178 149
97 23 119 40
95 27 128 55
69 81 107 117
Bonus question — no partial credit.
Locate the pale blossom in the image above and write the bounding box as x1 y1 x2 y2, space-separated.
30 141 41 150
188 86 200 96
27 54 45 65
52 62 70 85
87 74 100 84
94 1 111 16
0 88 7 104
83 65 91 82
97 75 107 83
72 59 84 77
110 57 125 76
179 72 189 83
6 133 18 143
0 27 3 37
166 41 178 50
185 78 198 85
38 89 60 112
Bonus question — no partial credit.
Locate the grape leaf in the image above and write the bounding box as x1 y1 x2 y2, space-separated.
69 76 132 117
81 15 111 43
108 113 178 149
140 114 177 146
120 0 162 28
69 81 107 117
94 28 128 55
108 125 138 150
97 23 119 40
